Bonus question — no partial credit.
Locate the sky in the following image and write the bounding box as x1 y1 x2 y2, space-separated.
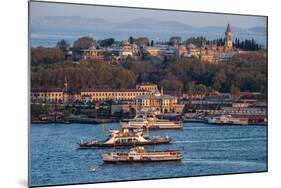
30 1 267 28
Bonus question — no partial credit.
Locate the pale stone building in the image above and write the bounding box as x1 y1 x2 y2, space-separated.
31 89 64 103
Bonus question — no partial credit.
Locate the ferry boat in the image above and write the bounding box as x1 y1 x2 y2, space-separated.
121 115 183 129
207 115 248 125
183 118 206 123
78 128 171 149
102 146 182 163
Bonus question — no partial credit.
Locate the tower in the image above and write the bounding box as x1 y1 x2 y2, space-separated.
225 23 233 49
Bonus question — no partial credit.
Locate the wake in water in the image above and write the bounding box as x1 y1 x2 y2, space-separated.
173 137 266 144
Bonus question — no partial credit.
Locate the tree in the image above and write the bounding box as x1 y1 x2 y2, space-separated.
135 37 149 47
128 36 134 44
230 84 241 101
169 36 182 46
159 79 183 92
212 71 226 91
187 81 195 109
195 84 207 95
56 39 70 52
114 68 136 88
186 36 205 47
73 36 95 53
100 38 115 47
31 47 65 65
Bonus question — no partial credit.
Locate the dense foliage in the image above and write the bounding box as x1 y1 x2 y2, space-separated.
31 48 267 97
31 47 65 65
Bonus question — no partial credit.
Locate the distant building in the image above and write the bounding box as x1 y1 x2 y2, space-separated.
136 83 158 93
186 43 200 57
135 92 184 114
120 41 133 57
225 23 233 49
145 47 161 56
31 89 64 103
200 49 214 63
82 45 104 60
178 45 188 57
80 88 152 102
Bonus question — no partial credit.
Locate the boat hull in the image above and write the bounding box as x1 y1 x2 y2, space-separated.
78 139 171 149
103 158 181 163
102 151 182 163
121 122 183 129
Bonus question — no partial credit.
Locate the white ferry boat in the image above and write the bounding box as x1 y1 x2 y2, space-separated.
121 115 183 129
207 115 248 125
102 146 182 163
78 128 171 149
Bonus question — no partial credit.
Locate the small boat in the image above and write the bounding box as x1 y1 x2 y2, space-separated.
102 146 182 163
78 128 171 149
207 115 248 125
88 168 96 173
121 115 183 129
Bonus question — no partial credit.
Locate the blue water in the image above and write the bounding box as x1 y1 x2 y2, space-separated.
30 123 267 187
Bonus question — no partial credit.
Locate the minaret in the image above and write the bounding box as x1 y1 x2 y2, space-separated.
225 23 233 49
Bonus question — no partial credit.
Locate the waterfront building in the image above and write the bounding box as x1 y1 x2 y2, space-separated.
80 88 153 102
31 89 64 103
136 83 159 93
135 92 184 114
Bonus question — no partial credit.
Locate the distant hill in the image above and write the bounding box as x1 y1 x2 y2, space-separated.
115 17 193 31
31 15 117 31
248 26 267 34
30 15 267 47
31 15 266 35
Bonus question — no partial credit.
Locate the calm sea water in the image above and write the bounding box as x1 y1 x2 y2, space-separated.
30 123 267 187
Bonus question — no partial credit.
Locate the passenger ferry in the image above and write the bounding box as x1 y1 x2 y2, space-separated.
121 115 183 129
102 146 182 163
207 115 248 125
78 128 171 149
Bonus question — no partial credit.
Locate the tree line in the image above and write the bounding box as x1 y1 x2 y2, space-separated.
31 49 267 98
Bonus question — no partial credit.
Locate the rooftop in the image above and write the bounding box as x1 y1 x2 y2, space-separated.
31 88 63 93
226 23 232 33
136 94 176 100
81 88 149 92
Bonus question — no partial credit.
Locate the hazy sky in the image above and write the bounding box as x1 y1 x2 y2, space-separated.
30 1 266 28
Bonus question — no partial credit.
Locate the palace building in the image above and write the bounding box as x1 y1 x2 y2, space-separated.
135 92 184 114
31 89 64 103
82 45 105 60
80 88 153 102
136 83 158 93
